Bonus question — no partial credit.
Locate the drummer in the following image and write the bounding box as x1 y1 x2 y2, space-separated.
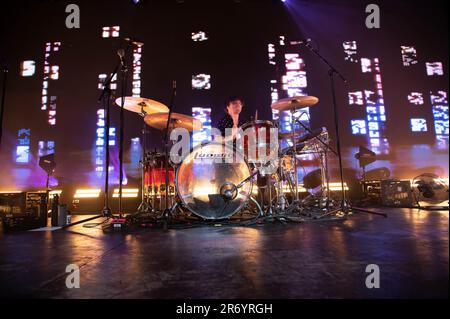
216 96 246 139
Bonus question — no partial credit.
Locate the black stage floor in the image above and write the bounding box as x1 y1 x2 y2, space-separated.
0 208 448 299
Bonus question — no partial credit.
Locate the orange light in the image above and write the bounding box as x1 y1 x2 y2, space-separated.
74 189 101 199
112 188 139 198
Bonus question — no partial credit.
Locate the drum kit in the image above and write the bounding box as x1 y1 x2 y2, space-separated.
113 94 343 223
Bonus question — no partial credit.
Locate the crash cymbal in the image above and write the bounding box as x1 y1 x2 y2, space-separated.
115 97 169 115
144 112 203 132
271 96 319 111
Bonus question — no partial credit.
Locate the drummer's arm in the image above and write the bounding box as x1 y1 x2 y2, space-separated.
221 127 237 143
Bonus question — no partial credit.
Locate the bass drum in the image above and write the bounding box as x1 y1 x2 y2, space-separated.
175 143 253 220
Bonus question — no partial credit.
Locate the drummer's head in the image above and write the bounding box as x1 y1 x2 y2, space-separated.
225 96 244 115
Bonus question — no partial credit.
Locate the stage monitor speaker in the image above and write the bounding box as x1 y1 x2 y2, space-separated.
380 180 413 208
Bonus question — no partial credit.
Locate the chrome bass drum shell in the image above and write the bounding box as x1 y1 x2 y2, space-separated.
175 143 253 220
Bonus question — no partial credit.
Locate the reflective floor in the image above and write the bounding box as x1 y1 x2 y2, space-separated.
0 208 448 299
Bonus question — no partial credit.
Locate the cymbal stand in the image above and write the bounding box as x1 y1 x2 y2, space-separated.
137 114 152 213
161 81 177 229
291 107 300 203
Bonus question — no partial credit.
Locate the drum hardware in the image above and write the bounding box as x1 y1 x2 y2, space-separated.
137 118 152 214
140 89 204 223
220 182 239 201
218 172 267 218
293 39 383 218
114 70 382 227
111 96 171 216
291 117 336 214
110 95 171 214
161 81 178 229
271 96 320 207
249 196 264 217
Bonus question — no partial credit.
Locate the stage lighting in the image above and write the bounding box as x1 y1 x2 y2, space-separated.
74 189 101 199
20 60 35 77
326 183 350 192
49 190 62 199
112 188 139 198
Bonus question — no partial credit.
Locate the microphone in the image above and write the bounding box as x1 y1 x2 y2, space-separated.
290 38 312 46
117 49 126 66
124 37 144 46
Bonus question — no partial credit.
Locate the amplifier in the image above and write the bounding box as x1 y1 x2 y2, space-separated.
362 180 382 203
0 192 26 215
0 192 48 230
380 179 413 207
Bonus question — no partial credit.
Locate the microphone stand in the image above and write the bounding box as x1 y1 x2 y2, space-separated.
0 60 8 150
302 41 386 217
118 46 130 218
97 42 132 218
66 45 132 229
162 81 177 230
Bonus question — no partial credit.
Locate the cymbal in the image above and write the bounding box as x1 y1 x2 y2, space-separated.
278 132 302 139
144 112 203 132
115 97 169 115
279 127 325 141
271 96 319 111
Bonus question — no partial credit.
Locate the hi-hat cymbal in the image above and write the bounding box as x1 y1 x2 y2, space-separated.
271 96 319 111
144 112 203 132
115 97 169 115
279 127 325 141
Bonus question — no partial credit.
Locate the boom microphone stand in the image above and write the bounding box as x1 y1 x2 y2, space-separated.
302 40 386 217
117 47 130 217
97 42 132 217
